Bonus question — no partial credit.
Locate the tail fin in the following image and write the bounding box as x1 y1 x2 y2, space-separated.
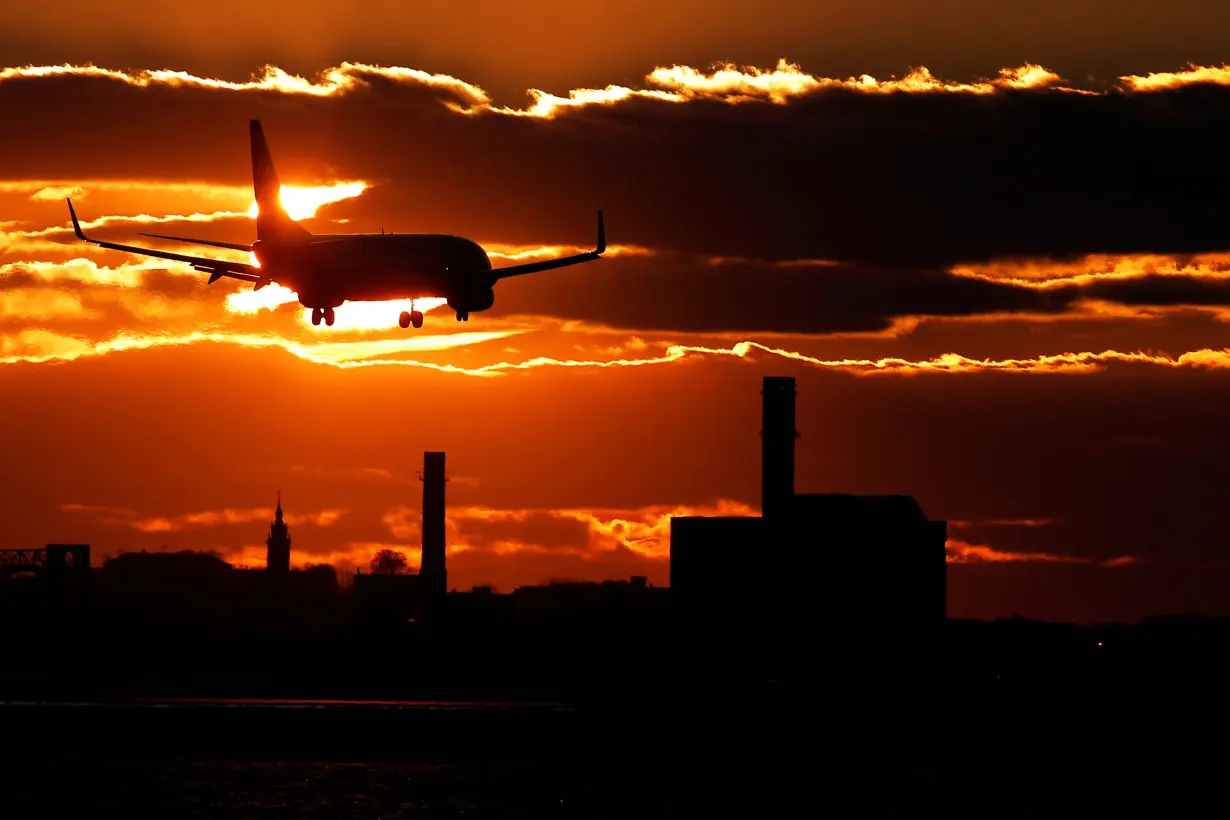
250 119 312 243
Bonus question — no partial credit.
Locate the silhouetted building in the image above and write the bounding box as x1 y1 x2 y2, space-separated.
510 576 666 616
0 544 91 618
0 544 90 586
93 549 241 628
420 451 448 600
352 570 423 624
670 517 768 644
790 493 946 625
266 492 291 574
761 376 797 522
671 376 947 667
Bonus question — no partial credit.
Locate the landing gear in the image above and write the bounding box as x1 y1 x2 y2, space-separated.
311 307 322 326
399 302 424 329
324 307 335 327
311 307 336 327
455 310 469 322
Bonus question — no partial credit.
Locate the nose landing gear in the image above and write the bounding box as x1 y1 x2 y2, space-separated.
310 307 336 327
455 311 469 322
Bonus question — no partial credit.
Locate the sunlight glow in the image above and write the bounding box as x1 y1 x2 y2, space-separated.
248 182 368 221
222 285 451 332
225 284 298 314
300 298 450 331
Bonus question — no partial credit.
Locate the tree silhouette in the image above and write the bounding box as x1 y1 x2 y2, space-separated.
370 549 413 575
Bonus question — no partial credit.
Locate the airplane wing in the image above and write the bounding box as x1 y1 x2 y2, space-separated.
488 210 605 280
66 199 263 285
137 232 255 253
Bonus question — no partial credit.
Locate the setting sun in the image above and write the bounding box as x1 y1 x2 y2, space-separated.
248 182 368 221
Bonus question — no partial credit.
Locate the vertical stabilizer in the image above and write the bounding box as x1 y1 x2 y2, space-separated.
250 119 312 243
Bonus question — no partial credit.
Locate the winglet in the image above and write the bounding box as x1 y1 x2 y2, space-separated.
66 197 88 241
595 209 605 255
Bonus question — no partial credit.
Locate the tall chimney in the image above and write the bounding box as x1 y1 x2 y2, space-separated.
761 377 797 521
419 451 448 598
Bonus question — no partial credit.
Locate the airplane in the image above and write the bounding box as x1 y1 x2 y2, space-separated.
66 119 605 328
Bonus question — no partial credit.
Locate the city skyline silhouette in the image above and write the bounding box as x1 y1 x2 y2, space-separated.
5 8 1230 814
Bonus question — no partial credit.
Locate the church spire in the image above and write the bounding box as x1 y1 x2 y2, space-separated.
266 490 291 574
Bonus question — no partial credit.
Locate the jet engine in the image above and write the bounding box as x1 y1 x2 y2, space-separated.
448 286 495 314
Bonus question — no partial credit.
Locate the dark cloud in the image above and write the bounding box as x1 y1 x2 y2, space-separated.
492 253 1079 333
4 67 1230 271
493 253 1230 334
1083 274 1230 307
5 0 1230 106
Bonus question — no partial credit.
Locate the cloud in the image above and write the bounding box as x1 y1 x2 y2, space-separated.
381 506 420 540
64 503 347 533
4 58 1230 272
445 500 757 559
1119 64 1230 91
0 62 490 108
193 499 758 585
946 538 1135 567
951 253 1230 289
948 518 1062 529
491 254 1081 334
0 288 92 319
0 328 524 367
28 185 83 201
281 465 403 483
7 60 1230 342
7 57 1230 384
223 543 419 574
7 314 1230 379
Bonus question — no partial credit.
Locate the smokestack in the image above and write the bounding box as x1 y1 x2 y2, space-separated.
761 377 797 520
420 451 448 598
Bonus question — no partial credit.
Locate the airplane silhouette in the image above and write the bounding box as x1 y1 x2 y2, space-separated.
66 120 605 328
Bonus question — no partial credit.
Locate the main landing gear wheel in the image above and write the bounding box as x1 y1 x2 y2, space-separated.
324 307 335 327
311 307 322 326
455 310 469 322
399 310 425 329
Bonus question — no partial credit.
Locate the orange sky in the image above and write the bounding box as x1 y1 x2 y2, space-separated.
4 8 1230 622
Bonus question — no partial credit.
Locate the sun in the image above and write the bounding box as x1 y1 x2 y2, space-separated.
247 182 368 221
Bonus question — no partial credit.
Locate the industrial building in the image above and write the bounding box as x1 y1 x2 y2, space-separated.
670 376 947 658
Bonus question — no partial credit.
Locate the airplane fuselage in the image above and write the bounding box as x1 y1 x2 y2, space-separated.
258 233 495 313
67 119 604 330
